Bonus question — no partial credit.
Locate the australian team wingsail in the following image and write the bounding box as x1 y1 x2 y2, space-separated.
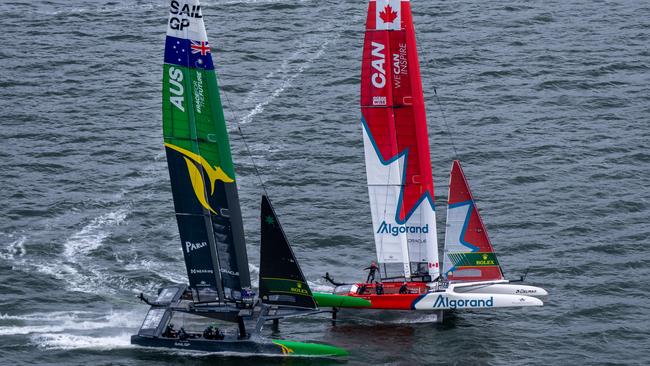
163 0 249 302
361 0 439 280
131 0 348 356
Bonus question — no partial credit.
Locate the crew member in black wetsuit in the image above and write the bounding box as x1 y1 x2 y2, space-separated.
178 327 189 340
365 261 380 283
203 325 225 340
163 323 177 338
357 284 368 295
399 281 408 294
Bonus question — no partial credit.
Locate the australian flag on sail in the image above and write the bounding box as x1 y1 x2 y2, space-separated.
164 36 214 70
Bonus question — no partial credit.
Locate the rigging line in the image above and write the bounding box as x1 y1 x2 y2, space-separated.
412 21 460 161
221 90 270 197
433 87 460 160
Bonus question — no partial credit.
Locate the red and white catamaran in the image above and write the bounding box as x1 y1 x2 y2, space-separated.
319 0 547 317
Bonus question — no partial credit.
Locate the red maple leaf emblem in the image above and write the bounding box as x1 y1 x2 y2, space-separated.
379 4 398 23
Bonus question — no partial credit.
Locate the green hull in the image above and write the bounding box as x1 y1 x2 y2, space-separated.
272 340 348 357
312 292 372 308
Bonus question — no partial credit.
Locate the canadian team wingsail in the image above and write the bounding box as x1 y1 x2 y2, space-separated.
131 0 347 357
361 0 439 280
321 0 547 317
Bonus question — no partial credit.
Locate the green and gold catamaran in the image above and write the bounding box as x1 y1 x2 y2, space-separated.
130 0 347 357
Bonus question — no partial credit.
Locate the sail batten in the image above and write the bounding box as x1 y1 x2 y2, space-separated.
360 0 439 280
163 0 250 301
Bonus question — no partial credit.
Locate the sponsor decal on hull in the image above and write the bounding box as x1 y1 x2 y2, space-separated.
516 289 538 295
432 295 494 309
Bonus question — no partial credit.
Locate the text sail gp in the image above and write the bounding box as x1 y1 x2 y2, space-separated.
169 0 203 31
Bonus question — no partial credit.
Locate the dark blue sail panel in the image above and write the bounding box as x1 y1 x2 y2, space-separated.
164 145 251 300
212 211 244 299
165 146 221 292
175 214 219 289
164 36 215 70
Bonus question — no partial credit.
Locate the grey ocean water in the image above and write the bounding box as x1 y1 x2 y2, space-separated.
1 0 649 365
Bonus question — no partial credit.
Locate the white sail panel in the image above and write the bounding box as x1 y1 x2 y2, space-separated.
363 127 410 276
443 202 472 275
166 0 208 41
406 198 439 278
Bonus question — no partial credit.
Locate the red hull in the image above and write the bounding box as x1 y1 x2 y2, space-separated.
341 282 428 310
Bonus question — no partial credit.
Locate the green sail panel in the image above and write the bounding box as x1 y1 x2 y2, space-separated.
162 1 250 301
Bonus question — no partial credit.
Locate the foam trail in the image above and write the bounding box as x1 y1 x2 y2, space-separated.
31 333 134 351
215 0 316 6
236 30 340 127
249 263 260 288
307 279 334 293
0 311 94 322
392 313 443 324
125 259 187 285
25 2 161 17
0 310 143 336
17 209 131 295
0 235 26 260
63 210 128 258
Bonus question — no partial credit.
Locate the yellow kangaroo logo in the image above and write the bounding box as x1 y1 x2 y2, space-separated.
273 342 295 355
165 143 234 215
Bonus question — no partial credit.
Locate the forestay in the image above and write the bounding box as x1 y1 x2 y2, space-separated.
162 0 250 301
360 0 439 280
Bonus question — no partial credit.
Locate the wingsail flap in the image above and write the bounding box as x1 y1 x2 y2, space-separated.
360 0 439 280
443 161 504 282
163 0 250 300
259 195 317 310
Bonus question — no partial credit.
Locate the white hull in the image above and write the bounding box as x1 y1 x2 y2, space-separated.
449 281 548 297
412 290 543 310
